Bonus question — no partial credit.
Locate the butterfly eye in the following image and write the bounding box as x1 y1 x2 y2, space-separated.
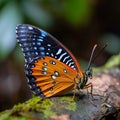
86 71 91 76
85 69 92 79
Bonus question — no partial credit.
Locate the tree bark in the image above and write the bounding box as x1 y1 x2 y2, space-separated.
0 54 120 120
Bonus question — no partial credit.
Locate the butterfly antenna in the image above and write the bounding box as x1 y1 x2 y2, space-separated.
87 43 108 70
92 43 108 64
87 44 98 70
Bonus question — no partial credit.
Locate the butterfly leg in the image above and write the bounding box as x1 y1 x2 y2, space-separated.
72 79 78 100
73 85 77 100
85 83 104 99
84 82 93 93
84 82 94 99
84 83 98 107
84 83 108 107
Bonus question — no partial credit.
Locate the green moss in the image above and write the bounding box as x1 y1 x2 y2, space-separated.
34 98 56 118
0 110 28 120
12 96 41 112
0 110 12 120
0 96 56 120
104 53 120 68
58 97 77 111
94 53 120 73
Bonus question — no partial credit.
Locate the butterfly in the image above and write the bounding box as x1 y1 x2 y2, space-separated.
16 24 97 99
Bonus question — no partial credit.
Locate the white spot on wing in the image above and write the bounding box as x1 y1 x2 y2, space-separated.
47 44 51 47
21 48 24 51
51 75 56 80
56 48 62 55
38 38 43 42
28 84 32 89
58 52 67 60
66 59 72 64
63 56 70 62
19 43 21 46
51 53 54 57
71 66 75 68
41 30 47 37
68 62 74 66
28 26 33 30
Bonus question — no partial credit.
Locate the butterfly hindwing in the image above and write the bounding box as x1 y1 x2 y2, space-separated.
25 56 77 98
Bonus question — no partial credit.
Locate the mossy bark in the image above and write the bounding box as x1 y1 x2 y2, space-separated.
0 54 120 120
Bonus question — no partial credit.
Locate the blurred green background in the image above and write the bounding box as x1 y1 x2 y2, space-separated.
0 0 120 111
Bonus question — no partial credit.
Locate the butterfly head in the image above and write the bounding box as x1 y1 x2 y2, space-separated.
77 43 108 89
85 68 92 79
77 68 92 89
77 44 97 89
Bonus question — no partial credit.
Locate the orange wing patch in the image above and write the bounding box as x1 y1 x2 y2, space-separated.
31 56 78 97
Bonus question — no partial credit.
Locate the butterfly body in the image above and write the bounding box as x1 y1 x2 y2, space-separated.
16 24 92 98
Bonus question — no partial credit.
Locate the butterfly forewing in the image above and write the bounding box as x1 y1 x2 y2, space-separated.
16 24 83 98
16 24 81 70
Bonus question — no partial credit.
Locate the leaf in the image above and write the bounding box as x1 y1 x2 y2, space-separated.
62 0 92 26
0 2 22 61
22 0 53 28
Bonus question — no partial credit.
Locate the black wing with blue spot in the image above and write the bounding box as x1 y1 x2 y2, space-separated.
16 24 77 70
